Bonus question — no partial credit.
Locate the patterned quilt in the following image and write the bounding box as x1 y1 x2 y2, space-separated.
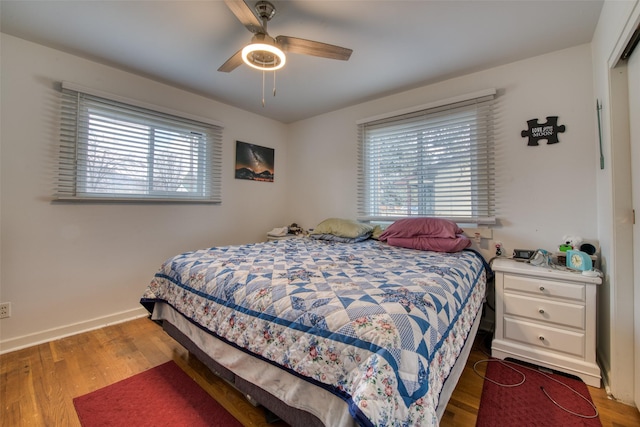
141 238 487 427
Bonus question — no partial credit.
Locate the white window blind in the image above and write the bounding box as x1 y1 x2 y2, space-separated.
357 91 496 224
56 84 223 203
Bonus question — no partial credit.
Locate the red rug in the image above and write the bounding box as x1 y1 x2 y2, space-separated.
476 359 602 427
73 361 243 427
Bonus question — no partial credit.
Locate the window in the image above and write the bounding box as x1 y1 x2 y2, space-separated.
357 90 496 224
56 82 222 203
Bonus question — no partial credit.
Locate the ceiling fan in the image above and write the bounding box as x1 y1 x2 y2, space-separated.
218 0 353 72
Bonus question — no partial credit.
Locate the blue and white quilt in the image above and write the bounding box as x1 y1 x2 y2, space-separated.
141 238 487 427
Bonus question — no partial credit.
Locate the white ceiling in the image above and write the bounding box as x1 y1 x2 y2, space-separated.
0 0 603 123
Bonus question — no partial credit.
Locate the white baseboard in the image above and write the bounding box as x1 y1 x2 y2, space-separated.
595 350 634 405
597 351 611 390
0 307 149 355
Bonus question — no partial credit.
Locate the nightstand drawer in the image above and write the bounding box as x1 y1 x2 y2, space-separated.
504 317 585 357
504 274 585 302
504 293 585 329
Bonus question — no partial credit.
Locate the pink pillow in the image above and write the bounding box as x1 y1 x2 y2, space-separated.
386 235 471 253
379 218 464 241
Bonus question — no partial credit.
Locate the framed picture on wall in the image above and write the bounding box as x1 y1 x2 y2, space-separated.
234 141 275 182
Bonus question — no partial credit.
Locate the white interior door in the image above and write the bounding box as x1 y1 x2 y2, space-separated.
629 45 640 409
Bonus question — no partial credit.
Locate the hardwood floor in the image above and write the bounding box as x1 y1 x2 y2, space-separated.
1 317 639 427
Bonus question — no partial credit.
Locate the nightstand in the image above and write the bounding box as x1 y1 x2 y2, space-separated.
266 234 303 241
491 258 602 387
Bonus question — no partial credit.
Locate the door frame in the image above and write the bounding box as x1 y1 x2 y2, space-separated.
606 2 640 407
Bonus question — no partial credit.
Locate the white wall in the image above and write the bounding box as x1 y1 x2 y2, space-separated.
0 34 288 352
591 0 639 405
287 44 598 262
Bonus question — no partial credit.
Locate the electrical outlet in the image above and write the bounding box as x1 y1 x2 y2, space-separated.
0 302 11 319
461 227 493 240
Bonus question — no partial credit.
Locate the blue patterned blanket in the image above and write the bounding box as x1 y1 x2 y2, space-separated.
141 238 487 426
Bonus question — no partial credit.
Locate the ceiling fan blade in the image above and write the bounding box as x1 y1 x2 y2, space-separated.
276 36 352 61
218 49 244 72
224 0 264 34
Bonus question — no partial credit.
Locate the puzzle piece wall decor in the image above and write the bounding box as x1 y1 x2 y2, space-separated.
521 116 566 146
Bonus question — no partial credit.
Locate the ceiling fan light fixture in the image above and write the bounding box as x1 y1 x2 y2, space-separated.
242 42 286 71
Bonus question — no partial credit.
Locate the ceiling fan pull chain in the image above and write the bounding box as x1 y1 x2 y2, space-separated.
273 70 277 97
262 69 266 107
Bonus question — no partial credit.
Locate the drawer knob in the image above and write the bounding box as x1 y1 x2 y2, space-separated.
538 336 545 341
539 286 545 291
538 309 545 314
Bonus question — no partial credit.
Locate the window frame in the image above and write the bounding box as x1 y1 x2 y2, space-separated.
55 82 223 203
357 89 496 224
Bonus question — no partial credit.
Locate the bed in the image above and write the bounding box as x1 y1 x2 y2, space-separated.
140 225 488 427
